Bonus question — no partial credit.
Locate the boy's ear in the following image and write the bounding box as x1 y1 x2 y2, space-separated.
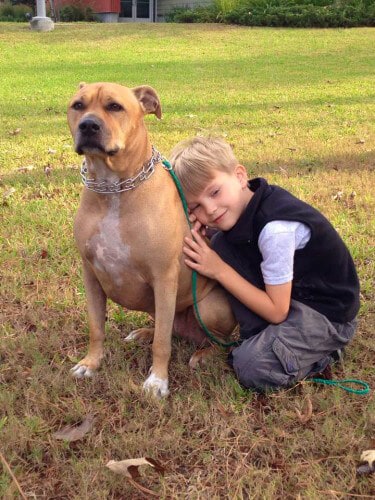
234 164 248 188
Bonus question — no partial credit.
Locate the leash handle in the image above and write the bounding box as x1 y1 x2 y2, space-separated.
309 378 370 395
162 159 239 348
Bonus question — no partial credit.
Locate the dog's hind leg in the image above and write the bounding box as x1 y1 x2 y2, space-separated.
71 263 106 378
188 285 237 368
124 327 154 343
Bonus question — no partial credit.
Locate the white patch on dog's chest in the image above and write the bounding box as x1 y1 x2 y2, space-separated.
86 197 130 286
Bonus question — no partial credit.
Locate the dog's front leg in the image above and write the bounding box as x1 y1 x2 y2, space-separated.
143 272 178 398
71 263 106 378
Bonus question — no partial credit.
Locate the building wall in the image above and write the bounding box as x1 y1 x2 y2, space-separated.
157 0 211 18
57 0 210 21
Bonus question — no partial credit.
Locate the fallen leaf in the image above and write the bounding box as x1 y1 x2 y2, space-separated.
278 166 289 177
44 165 52 176
48 148 57 154
9 128 21 136
25 323 37 333
106 457 165 479
3 188 16 199
17 165 34 173
295 395 313 423
332 190 344 201
53 414 95 442
355 139 365 144
40 249 48 259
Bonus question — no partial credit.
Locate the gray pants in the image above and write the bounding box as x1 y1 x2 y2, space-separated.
231 300 357 391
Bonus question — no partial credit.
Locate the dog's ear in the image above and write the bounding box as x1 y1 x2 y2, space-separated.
132 85 162 119
79 82 86 89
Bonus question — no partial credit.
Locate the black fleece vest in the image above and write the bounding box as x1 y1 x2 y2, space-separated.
212 178 360 339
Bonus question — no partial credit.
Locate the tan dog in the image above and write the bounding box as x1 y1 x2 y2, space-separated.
67 82 235 397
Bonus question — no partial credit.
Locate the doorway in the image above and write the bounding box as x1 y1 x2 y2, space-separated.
119 0 154 21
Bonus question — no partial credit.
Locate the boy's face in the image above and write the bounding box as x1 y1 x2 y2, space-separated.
186 165 252 231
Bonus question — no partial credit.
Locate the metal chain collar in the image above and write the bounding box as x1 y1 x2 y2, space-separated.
80 146 163 194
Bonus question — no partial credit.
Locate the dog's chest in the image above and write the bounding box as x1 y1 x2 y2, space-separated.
85 200 133 287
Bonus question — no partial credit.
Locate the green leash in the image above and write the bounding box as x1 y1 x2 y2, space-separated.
308 378 370 395
162 158 371 394
162 158 239 347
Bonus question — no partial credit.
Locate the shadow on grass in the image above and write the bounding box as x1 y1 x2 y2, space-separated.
1 149 374 193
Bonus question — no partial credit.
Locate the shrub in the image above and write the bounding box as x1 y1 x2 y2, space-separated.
165 0 375 27
0 2 32 21
59 4 97 22
166 5 218 22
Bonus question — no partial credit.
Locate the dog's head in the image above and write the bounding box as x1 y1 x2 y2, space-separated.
67 82 161 160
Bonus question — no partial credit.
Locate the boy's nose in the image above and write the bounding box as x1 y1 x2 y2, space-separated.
206 203 217 215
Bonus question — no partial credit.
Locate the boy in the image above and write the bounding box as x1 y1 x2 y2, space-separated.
170 137 360 391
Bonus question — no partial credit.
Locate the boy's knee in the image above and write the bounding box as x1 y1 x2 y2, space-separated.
231 341 293 391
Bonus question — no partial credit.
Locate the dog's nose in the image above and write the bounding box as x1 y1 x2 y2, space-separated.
79 118 101 136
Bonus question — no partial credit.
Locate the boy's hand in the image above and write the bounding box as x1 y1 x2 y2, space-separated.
183 228 224 279
188 211 206 237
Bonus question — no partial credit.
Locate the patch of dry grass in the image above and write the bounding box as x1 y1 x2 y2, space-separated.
0 23 374 498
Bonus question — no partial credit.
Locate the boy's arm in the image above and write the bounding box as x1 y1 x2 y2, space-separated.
215 263 291 324
184 229 291 324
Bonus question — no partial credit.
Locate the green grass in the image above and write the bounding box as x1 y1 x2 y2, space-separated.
0 22 374 498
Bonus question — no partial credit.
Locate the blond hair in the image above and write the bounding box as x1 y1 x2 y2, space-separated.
169 136 238 195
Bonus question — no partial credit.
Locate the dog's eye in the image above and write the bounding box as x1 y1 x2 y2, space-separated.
72 101 84 111
107 103 123 112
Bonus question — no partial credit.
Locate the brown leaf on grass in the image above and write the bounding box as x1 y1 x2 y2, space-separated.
106 457 165 479
216 400 233 420
9 128 21 136
17 165 34 173
332 190 344 201
3 187 16 199
295 395 313 424
44 164 52 176
278 166 289 177
40 249 48 259
53 414 95 442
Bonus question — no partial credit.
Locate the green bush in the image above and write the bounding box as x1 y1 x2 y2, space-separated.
166 5 219 22
59 4 97 22
0 2 32 21
166 0 375 27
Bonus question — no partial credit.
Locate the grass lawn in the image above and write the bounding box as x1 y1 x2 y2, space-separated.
0 21 374 498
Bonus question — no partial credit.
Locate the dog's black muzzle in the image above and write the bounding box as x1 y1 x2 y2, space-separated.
76 115 107 155
78 116 101 137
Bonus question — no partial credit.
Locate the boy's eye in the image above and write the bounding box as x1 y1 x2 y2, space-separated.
211 189 220 197
189 204 200 212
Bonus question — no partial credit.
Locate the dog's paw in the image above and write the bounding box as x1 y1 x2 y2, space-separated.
124 327 154 343
189 346 218 369
143 373 169 398
70 363 94 378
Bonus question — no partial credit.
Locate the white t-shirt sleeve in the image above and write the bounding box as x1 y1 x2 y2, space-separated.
258 220 311 285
